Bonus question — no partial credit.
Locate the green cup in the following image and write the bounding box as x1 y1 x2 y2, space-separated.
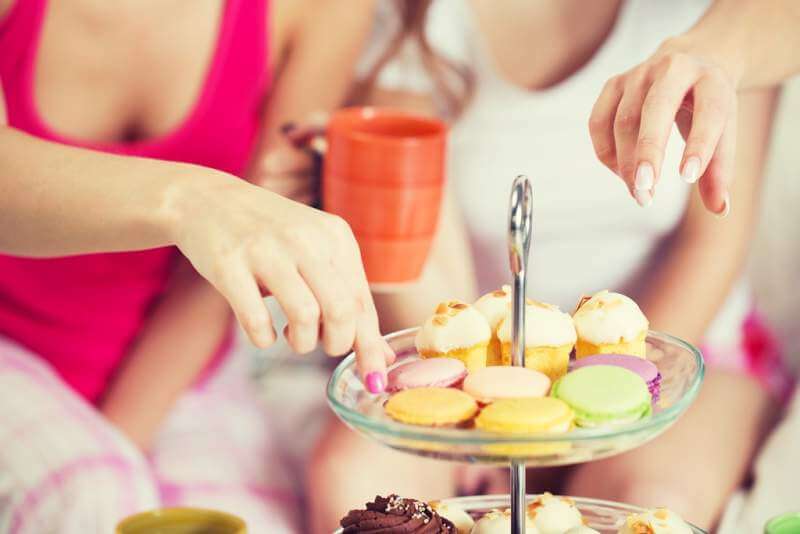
765 512 800 534
116 507 247 534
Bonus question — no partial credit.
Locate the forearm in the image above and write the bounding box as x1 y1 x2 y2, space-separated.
0 126 225 257
101 259 232 449
676 0 800 88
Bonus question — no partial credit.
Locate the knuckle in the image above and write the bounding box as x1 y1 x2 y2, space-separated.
289 301 320 326
587 114 608 135
614 111 641 132
326 299 356 324
637 136 662 154
240 311 266 335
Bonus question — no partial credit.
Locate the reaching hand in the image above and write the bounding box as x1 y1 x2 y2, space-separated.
170 172 394 392
589 37 740 216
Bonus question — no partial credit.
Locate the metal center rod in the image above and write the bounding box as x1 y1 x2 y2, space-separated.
507 175 533 534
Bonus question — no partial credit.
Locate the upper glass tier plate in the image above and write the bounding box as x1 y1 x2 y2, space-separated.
332 494 707 533
328 328 704 465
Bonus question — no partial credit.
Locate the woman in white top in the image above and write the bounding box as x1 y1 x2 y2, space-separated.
321 0 780 530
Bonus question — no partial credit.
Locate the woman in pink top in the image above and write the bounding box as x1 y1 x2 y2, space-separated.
0 1 394 532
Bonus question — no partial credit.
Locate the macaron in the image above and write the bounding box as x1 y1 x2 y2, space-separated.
571 353 662 403
387 358 467 392
384 387 478 427
463 366 551 403
475 397 573 434
551 366 652 428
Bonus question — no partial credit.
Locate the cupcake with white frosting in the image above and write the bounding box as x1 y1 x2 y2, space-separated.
572 290 649 359
497 299 576 381
415 300 491 373
469 509 537 533
473 286 511 366
618 508 692 534
527 493 584 534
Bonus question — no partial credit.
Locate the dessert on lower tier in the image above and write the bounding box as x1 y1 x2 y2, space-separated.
462 366 550 403
571 353 662 404
551 366 652 428
429 501 475 534
473 286 511 366
416 301 492 372
340 495 455 533
470 509 537 533
338 495 698 534
527 493 584 534
617 508 693 534
388 358 468 392
496 299 576 381
384 387 479 427
573 290 649 359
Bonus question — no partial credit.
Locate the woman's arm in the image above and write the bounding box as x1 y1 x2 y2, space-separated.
635 88 778 343
0 83 391 386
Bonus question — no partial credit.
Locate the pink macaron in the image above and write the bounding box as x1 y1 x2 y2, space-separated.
386 358 468 392
462 366 551 403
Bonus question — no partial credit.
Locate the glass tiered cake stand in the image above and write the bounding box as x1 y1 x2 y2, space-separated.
328 177 706 533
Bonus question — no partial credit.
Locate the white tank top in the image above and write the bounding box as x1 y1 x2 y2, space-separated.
365 0 750 346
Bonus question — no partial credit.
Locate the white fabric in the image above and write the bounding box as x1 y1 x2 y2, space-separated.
370 0 750 348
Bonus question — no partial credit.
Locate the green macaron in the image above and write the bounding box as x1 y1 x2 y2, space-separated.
551 365 652 428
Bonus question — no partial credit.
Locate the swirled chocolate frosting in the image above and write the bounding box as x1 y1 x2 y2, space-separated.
340 495 456 533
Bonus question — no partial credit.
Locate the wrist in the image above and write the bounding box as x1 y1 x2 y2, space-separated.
159 164 237 247
661 32 745 89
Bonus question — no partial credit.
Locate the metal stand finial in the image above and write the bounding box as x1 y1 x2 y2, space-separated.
507 175 533 534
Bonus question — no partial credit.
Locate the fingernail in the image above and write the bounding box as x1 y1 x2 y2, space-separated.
365 371 386 394
634 188 653 208
681 157 701 184
635 163 655 191
715 192 731 218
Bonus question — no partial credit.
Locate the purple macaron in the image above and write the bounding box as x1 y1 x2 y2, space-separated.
571 354 662 403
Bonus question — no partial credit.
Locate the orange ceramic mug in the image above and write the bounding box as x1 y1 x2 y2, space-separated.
323 107 447 287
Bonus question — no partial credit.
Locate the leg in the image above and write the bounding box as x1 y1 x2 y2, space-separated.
564 370 776 529
0 340 159 534
148 348 299 533
307 415 459 534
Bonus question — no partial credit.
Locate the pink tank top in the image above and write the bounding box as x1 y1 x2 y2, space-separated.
0 0 270 403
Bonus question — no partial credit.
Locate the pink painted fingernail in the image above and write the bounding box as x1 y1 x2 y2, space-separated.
681 157 701 184
365 372 386 394
715 192 731 218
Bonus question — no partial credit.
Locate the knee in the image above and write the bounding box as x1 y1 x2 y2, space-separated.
7 453 158 534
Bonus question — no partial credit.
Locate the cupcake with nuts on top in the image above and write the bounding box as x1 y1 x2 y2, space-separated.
496 299 576 381
473 286 511 366
572 290 649 359
415 300 491 372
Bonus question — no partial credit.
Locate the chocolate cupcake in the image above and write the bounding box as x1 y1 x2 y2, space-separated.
340 495 456 533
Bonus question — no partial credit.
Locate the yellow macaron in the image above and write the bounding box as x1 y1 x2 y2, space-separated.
384 387 479 427
475 397 574 434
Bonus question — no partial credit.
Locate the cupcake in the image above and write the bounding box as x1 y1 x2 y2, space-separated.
566 527 601 534
339 494 456 533
473 286 511 366
416 300 491 372
572 290 649 359
469 509 537 533
496 299 576 381
429 501 474 534
527 493 584 534
618 508 692 534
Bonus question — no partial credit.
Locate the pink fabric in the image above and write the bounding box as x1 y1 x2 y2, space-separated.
701 310 794 401
0 0 270 403
0 337 299 534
